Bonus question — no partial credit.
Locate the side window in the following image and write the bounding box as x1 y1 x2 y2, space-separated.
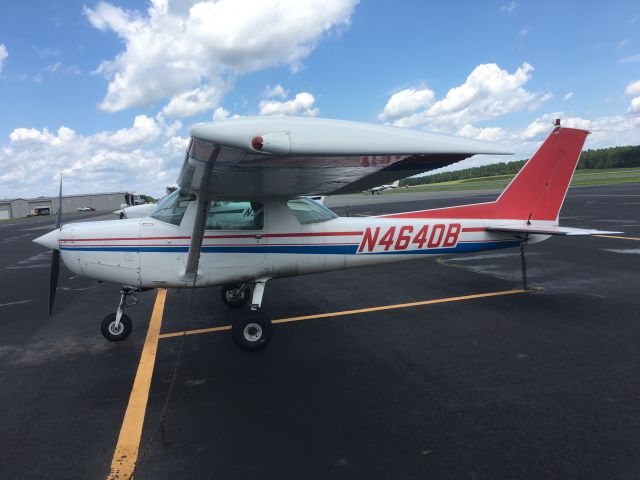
287 198 337 225
207 201 264 230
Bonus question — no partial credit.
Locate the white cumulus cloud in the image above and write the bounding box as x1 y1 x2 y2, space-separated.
388 62 552 131
212 106 230 121
259 91 319 116
563 91 574 101
0 114 183 197
624 80 640 114
84 0 358 113
162 83 226 118
456 124 507 142
0 44 8 73
625 80 640 96
264 84 288 99
427 112 640 174
378 86 435 122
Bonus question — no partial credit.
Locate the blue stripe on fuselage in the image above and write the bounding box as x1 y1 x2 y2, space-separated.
59 240 521 255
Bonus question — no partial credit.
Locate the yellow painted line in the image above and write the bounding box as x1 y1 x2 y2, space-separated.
159 324 231 340
158 289 525 340
594 234 640 241
108 289 167 480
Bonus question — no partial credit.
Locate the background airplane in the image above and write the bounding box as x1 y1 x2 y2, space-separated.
366 180 401 194
34 117 616 351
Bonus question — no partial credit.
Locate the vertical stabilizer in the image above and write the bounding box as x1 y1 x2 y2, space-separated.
492 124 589 221
382 122 589 222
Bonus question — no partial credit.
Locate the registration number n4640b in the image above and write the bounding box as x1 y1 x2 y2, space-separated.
357 223 461 253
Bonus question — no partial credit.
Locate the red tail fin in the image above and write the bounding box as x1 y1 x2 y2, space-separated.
383 124 589 222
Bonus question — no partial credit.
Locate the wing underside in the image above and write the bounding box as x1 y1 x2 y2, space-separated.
178 117 513 199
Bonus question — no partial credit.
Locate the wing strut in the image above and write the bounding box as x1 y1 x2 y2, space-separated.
182 147 219 284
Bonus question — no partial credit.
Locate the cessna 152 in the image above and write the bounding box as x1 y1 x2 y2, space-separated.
34 117 615 351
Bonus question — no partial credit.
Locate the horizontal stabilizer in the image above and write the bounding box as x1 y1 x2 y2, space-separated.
485 224 622 236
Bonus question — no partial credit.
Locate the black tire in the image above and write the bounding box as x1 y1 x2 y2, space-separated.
221 284 251 309
101 313 132 341
232 311 273 351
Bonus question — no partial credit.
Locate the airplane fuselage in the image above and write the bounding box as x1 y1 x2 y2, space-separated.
53 198 545 289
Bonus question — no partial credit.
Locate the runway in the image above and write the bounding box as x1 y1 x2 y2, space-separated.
1 183 639 479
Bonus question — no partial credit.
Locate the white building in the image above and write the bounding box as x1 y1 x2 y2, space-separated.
0 192 137 220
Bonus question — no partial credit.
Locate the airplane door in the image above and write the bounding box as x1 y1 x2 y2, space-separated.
205 200 267 268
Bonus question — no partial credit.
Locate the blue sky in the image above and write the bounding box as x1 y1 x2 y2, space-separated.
1 0 639 197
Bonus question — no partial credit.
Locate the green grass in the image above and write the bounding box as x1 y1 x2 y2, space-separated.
400 167 640 193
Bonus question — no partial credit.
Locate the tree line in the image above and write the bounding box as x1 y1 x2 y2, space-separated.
400 144 640 186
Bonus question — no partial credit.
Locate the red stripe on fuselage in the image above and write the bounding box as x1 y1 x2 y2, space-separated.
60 231 364 242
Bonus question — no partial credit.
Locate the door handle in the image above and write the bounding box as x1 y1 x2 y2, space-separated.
254 234 262 239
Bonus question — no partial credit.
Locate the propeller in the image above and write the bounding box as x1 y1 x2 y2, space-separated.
48 176 62 315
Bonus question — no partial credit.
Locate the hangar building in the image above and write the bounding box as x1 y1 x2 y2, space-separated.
0 192 138 220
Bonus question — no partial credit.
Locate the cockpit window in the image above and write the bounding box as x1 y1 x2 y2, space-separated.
207 201 264 230
286 198 337 224
150 189 194 226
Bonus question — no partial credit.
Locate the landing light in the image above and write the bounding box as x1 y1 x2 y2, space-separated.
251 136 263 151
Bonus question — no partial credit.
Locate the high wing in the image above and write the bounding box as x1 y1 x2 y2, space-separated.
177 117 512 199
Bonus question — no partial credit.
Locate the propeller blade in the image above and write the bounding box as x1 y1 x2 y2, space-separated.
55 174 62 229
49 174 63 315
48 249 60 316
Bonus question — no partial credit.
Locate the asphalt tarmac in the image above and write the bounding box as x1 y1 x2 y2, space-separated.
1 184 639 480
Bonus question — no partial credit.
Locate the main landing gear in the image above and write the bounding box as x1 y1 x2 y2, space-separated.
220 283 251 308
101 287 137 341
223 278 273 351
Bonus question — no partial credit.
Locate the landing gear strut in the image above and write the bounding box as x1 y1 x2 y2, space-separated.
231 278 273 351
101 287 137 341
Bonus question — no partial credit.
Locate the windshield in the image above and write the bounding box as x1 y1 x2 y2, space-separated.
287 198 337 224
150 189 194 226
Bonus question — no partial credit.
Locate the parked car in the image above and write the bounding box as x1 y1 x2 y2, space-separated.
76 206 96 212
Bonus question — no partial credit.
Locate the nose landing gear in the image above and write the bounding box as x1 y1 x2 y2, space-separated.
101 287 137 341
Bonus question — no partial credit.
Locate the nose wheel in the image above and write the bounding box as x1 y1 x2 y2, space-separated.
101 287 137 342
101 313 132 341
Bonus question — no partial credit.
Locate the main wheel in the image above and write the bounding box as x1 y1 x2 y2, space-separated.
101 313 132 341
232 311 273 351
221 284 251 309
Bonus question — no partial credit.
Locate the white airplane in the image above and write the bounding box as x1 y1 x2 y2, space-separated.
34 117 616 351
114 203 158 219
366 179 401 194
